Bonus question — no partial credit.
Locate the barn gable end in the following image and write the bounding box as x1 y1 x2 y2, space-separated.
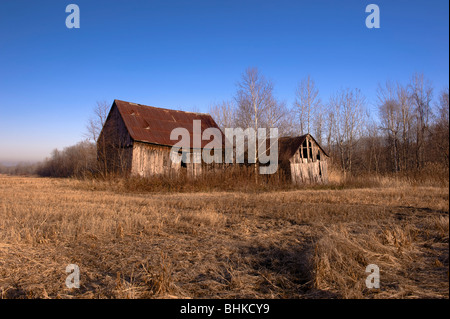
97 102 134 174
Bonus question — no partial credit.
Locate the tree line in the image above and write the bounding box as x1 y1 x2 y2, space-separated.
0 141 97 178
209 67 449 177
1 68 448 180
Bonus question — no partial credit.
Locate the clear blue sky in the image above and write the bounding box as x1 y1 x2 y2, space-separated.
0 0 448 164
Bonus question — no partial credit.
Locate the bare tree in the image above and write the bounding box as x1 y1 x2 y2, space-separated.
396 83 413 171
378 81 401 172
208 100 236 132
313 110 324 145
409 73 433 169
365 120 383 174
85 101 111 142
294 75 321 136
430 88 449 166
324 105 335 154
234 67 275 132
84 101 111 176
262 98 295 137
379 100 401 172
234 67 290 180
329 88 367 175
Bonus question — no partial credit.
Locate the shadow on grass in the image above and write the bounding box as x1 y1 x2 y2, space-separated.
238 242 339 299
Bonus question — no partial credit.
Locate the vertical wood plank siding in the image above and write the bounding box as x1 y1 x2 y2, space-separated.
131 142 206 178
286 135 329 184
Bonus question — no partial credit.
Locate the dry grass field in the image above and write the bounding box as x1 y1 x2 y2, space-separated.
0 174 448 299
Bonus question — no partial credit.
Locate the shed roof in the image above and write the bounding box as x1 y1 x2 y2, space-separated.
277 134 329 162
113 100 224 149
237 133 329 163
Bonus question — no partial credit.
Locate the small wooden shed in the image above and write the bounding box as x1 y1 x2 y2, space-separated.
277 134 329 184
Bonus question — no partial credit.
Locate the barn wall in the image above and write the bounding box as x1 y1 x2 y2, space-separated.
131 142 175 177
97 103 133 174
131 143 206 178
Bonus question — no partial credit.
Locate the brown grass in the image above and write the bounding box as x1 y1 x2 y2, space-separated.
0 174 448 299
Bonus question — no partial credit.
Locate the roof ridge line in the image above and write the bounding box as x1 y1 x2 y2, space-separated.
114 99 210 116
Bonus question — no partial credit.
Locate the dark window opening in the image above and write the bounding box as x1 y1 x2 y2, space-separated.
179 150 188 168
302 147 308 159
302 140 308 158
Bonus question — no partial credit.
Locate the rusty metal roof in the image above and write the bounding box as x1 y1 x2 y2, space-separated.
114 100 224 149
278 134 329 162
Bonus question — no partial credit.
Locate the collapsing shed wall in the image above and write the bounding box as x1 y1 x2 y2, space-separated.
279 135 329 184
289 152 328 184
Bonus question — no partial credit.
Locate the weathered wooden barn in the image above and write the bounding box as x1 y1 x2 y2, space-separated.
97 99 224 177
277 134 329 184
98 99 329 183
